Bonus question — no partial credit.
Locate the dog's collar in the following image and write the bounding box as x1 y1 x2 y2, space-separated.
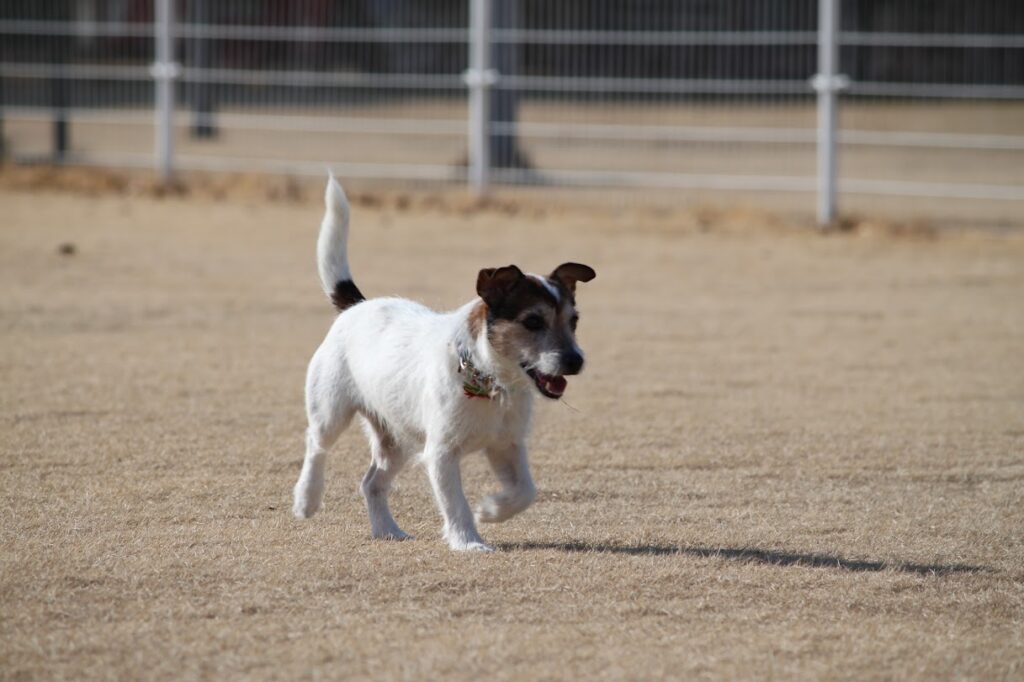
457 345 501 400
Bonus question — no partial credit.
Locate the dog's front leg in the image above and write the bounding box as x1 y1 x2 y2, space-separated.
424 446 492 551
476 442 537 524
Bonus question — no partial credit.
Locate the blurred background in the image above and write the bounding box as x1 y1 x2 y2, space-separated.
1 0 1022 225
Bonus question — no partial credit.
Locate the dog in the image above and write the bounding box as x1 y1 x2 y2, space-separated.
292 175 595 551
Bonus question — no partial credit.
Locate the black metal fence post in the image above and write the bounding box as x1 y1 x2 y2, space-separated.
52 36 69 162
490 0 525 170
189 0 217 138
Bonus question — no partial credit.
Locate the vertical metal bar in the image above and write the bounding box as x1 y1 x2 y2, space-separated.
466 0 494 195
53 69 69 161
52 33 69 162
0 75 5 158
189 0 216 139
815 0 840 226
153 0 178 183
490 0 521 171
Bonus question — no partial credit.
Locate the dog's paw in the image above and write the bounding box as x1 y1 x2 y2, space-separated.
450 540 495 552
293 479 324 519
475 496 507 524
475 486 535 524
372 527 412 541
292 492 322 519
292 501 319 519
445 529 494 552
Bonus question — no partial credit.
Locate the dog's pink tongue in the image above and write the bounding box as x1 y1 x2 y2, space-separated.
545 375 567 397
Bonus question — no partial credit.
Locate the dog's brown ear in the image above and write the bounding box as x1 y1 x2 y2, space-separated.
477 265 525 309
550 262 596 295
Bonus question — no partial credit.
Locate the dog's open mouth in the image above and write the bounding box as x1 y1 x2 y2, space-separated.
525 367 567 399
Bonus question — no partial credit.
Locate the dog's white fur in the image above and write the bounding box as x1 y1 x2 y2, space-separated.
293 176 556 551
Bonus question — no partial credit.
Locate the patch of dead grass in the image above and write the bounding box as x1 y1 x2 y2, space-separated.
1 187 1023 680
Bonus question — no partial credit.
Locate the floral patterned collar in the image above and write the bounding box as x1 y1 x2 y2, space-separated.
457 346 501 400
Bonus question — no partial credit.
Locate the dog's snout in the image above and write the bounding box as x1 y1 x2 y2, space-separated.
562 350 584 375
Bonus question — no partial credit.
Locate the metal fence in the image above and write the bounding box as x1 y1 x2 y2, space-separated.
1 0 1022 223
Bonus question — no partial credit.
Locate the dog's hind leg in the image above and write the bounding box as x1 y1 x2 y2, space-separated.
359 417 410 540
292 390 354 519
475 443 537 524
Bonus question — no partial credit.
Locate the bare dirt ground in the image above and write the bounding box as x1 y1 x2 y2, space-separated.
1 173 1023 680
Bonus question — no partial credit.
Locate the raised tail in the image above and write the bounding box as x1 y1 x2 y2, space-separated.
317 173 365 312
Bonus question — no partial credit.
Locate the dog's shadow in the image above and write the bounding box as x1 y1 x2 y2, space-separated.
497 541 986 576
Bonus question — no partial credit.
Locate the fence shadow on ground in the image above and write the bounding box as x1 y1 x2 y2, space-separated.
498 541 987 576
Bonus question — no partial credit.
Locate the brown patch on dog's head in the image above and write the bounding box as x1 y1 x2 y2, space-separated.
467 300 488 339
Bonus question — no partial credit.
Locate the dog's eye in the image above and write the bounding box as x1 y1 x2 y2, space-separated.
570 314 579 331
521 314 545 331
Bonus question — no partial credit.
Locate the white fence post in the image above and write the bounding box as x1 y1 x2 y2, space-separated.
812 0 847 227
152 0 180 183
464 0 497 195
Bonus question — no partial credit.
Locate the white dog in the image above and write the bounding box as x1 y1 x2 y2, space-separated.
292 175 595 551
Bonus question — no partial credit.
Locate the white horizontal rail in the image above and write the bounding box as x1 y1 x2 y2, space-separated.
13 150 158 167
0 63 814 96
492 167 817 192
4 20 1024 50
176 155 458 180
191 112 466 135
0 19 155 37
839 32 1024 49
16 148 1024 202
5 63 1023 100
177 24 466 43
489 168 1024 201
505 122 1024 150
1 107 157 124
839 129 1024 151
0 63 150 81
841 178 1024 201
181 67 463 89
500 121 819 144
5 106 1024 152
496 30 1024 49
848 81 1024 100
0 22 822 46
499 75 814 95
17 149 459 181
16 147 816 191
0 20 467 42
0 106 467 134
490 29 817 45
0 63 806 96
0 63 465 89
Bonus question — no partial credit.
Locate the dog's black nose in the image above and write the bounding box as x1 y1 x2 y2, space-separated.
562 350 584 375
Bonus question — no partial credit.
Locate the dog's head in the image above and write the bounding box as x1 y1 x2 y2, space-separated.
476 262 596 399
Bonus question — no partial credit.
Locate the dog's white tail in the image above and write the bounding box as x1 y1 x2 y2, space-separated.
317 173 365 312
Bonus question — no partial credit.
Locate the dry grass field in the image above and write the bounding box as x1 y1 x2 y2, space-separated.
1 173 1023 680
